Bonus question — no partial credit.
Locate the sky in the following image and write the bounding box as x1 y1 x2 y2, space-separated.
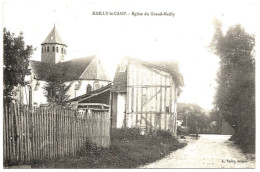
2 0 256 110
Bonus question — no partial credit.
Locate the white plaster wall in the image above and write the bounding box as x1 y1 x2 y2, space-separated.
17 75 47 106
23 72 110 106
33 81 48 105
117 93 126 128
65 80 111 99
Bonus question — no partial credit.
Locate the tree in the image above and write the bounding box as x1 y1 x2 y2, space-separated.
210 20 255 153
3 28 34 104
43 64 71 106
177 103 210 134
208 110 222 134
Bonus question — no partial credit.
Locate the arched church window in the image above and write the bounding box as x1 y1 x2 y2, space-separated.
86 84 92 93
56 47 59 53
52 46 55 52
47 46 49 52
61 48 63 54
94 81 100 90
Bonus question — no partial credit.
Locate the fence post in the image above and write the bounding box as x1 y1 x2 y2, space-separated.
28 85 33 163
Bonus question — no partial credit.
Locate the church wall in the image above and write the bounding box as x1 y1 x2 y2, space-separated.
17 77 111 106
64 80 111 99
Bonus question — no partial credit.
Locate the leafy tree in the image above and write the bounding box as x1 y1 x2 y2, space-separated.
210 20 255 153
177 103 210 134
43 64 71 106
208 110 222 134
3 28 34 104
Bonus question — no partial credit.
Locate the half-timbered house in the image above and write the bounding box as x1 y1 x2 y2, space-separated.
111 57 184 135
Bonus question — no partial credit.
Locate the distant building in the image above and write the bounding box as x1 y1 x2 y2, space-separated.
13 25 111 106
111 57 184 135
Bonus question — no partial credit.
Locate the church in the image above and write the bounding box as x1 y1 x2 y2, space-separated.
13 25 111 106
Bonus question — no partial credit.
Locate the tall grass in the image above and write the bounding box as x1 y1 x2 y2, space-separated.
32 128 186 168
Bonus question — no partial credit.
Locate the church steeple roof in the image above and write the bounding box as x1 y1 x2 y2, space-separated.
41 25 66 46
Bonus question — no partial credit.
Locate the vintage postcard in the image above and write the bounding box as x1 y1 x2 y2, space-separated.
2 0 256 169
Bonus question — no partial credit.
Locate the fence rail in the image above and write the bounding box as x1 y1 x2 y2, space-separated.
3 103 110 166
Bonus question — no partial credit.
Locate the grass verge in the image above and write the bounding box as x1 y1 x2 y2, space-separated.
32 128 187 168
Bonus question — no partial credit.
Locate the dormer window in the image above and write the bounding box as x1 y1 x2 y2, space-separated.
56 47 59 53
52 46 55 52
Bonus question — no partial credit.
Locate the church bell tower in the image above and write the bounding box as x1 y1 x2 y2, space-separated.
41 25 67 63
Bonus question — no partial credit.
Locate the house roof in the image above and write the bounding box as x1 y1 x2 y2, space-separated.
30 56 110 82
148 60 184 87
41 25 66 46
30 60 54 80
111 65 127 92
112 57 184 92
67 83 112 102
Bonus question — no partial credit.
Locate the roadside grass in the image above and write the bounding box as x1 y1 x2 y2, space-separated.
32 128 187 168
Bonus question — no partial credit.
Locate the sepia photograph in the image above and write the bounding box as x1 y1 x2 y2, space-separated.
1 0 256 169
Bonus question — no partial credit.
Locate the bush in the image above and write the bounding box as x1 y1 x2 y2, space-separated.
110 128 143 141
156 130 174 139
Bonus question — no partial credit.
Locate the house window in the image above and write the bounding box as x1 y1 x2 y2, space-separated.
52 46 55 52
47 46 49 52
56 47 59 53
45 47 46 52
86 84 92 93
61 48 63 54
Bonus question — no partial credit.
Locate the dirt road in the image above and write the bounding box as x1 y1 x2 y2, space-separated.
141 134 255 168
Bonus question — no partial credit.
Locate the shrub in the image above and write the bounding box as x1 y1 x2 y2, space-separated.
110 128 143 141
156 130 175 140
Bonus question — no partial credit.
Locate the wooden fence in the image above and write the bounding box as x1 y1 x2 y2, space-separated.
3 103 110 166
